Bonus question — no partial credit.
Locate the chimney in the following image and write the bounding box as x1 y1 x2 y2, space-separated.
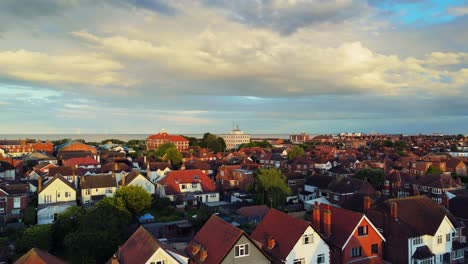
199 248 208 261
267 236 276 249
191 243 201 255
121 172 126 186
323 205 332 237
442 194 449 210
363 196 371 211
111 254 119 264
390 202 398 219
38 177 42 193
312 202 320 231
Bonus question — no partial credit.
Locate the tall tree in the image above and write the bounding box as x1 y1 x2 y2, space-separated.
253 169 291 208
115 186 152 216
288 145 305 159
165 147 183 166
355 168 385 190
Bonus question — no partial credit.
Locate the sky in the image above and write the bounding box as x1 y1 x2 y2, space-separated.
0 0 467 135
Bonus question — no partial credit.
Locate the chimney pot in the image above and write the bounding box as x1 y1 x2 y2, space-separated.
267 237 276 249
323 208 332 237
200 248 208 261
364 196 371 210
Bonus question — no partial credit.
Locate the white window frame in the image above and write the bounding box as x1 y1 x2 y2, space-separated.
317 254 325 263
293 258 305 264
302 234 313 244
13 197 21 208
234 244 249 258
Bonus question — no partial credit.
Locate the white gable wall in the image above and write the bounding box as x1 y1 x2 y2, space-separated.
286 226 330 264
38 179 76 205
128 174 155 194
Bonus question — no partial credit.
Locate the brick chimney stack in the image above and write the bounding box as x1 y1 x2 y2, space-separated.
442 194 449 210
312 201 320 231
323 205 332 237
267 236 276 249
38 176 42 193
363 196 371 210
390 202 398 219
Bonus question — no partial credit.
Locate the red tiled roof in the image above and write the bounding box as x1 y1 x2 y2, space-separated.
251 209 312 261
14 248 66 264
147 132 188 142
186 215 264 264
159 169 216 195
236 205 269 218
63 156 99 167
109 226 186 264
316 204 364 249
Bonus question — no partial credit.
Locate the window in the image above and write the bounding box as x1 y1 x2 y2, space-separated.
210 194 217 198
65 192 70 198
437 235 442 244
288 180 296 186
0 208 4 214
302 234 313 244
421 258 433 264
371 244 378 254
358 226 368 236
413 236 423 245
351 247 362 258
181 184 186 189
446 233 451 242
0 197 6 202
11 209 20 215
452 231 457 238
293 258 304 264
192 183 197 188
85 189 90 195
334 195 339 201
317 254 325 263
234 244 249 257
95 188 98 192
106 188 113 194
14 197 21 208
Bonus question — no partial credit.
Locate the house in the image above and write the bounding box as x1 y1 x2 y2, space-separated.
0 184 29 224
32 162 58 174
0 161 15 180
119 170 155 194
303 175 335 201
186 215 270 264
217 165 255 193
285 172 306 195
251 209 330 264
37 175 77 225
366 196 466 264
0 139 53 157
63 156 101 169
22 152 57 167
147 162 172 183
316 177 376 205
80 174 117 205
108 226 189 264
185 159 211 175
446 158 467 176
146 130 189 151
311 200 385 264
157 169 219 207
236 205 269 225
48 166 78 187
56 141 97 156
15 248 66 264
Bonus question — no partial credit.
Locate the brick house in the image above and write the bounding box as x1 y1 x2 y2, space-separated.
311 200 385 264
0 184 29 224
146 131 189 151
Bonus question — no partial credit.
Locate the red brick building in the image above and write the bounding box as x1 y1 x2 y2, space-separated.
0 139 53 156
312 201 385 264
146 131 189 151
0 184 29 224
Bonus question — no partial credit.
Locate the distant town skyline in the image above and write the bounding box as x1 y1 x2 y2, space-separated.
0 1 467 134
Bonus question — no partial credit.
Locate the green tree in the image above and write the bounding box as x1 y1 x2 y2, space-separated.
383 140 393 147
16 225 52 254
154 142 177 157
355 168 385 190
115 186 152 216
426 165 443 175
238 140 273 149
165 147 183 166
288 145 305 159
253 169 291 208
394 140 408 150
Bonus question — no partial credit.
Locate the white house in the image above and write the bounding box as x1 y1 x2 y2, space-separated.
37 175 76 224
314 161 332 172
251 209 330 264
80 174 117 205
119 170 155 194
147 162 172 184
158 169 219 207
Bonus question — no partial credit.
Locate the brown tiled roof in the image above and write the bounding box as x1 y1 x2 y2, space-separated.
327 177 375 194
80 174 116 189
100 162 132 173
449 196 468 220
108 226 186 264
14 248 66 264
251 209 317 262
185 159 210 170
0 183 29 195
49 166 74 177
186 215 266 264
149 162 172 171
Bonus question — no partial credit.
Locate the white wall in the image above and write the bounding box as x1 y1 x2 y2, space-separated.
286 226 330 264
81 187 116 204
179 182 203 193
37 204 74 225
145 248 189 264
38 179 76 205
127 174 155 194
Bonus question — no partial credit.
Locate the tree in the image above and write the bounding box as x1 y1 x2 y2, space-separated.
383 140 393 147
253 169 291 208
355 168 385 190
115 186 152 216
426 165 443 175
16 225 52 254
288 145 305 159
154 142 177 157
238 141 273 149
165 147 183 166
394 140 408 150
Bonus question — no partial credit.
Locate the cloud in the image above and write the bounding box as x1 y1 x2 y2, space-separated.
448 6 468 16
202 0 372 34
0 49 132 86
